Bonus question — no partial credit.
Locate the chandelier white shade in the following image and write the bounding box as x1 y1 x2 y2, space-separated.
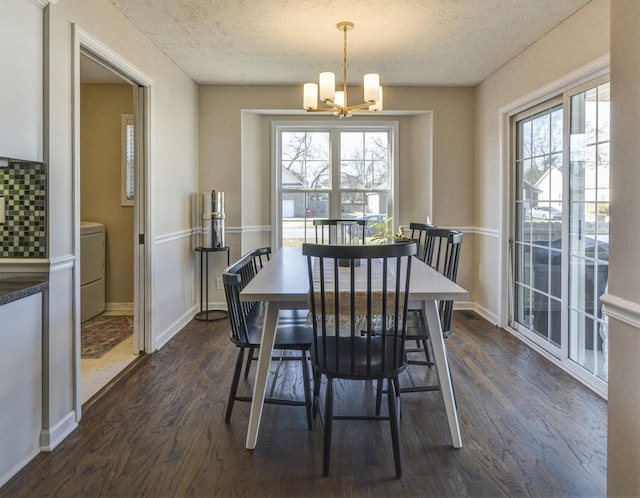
303 22 383 118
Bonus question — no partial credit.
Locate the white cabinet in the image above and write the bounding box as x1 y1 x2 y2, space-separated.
81 221 105 322
0 293 42 488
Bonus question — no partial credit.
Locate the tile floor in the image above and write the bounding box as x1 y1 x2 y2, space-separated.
81 313 138 404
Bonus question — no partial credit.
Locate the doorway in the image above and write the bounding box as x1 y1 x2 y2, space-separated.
79 52 138 403
73 26 151 415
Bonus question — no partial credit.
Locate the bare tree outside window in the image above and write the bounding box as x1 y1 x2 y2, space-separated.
281 131 330 189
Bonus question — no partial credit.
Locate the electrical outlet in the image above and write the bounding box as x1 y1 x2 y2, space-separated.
216 276 223 290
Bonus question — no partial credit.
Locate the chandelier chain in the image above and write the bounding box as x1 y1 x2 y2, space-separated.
342 24 348 109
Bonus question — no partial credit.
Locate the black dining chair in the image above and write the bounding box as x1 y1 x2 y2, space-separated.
303 241 416 478
222 247 313 429
408 221 436 262
313 219 366 245
404 222 437 363
404 228 464 392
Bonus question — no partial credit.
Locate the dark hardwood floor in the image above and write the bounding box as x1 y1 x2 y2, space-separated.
1 311 606 497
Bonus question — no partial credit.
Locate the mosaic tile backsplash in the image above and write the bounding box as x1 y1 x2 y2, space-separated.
0 158 47 258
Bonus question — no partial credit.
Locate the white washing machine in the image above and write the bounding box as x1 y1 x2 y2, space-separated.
81 221 105 322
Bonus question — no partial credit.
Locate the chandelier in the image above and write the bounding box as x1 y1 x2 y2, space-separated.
303 21 383 118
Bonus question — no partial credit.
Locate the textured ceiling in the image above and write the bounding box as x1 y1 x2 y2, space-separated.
106 0 592 86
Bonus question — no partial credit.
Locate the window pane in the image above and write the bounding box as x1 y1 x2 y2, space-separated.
341 192 388 218
513 104 563 352
532 113 550 156
550 109 563 153
281 131 330 189
281 192 329 246
340 131 389 189
584 87 598 145
340 192 368 218
533 157 550 200
519 119 532 159
125 122 134 199
598 83 610 142
569 81 610 380
514 242 531 286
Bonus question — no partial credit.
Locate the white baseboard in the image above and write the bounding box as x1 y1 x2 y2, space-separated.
106 302 134 312
39 410 78 451
0 446 42 488
154 305 199 351
469 302 499 326
204 301 228 312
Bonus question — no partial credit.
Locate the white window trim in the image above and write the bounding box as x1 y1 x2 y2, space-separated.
271 120 399 249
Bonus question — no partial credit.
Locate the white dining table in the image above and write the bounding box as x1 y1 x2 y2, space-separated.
239 246 468 450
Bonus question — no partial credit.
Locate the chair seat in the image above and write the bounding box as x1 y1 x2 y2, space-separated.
229 302 313 349
404 308 453 340
311 336 406 380
278 308 310 323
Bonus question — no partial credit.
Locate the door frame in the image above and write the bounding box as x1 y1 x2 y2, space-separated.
499 55 609 398
71 24 153 418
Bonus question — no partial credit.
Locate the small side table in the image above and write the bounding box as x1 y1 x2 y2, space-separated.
194 246 230 321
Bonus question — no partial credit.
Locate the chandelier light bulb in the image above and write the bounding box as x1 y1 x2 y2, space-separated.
304 83 319 110
364 74 380 102
319 72 336 102
369 86 383 111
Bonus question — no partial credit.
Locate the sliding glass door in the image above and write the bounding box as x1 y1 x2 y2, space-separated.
511 77 610 386
567 80 610 381
513 102 564 355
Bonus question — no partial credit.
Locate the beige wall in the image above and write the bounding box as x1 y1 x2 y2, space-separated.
607 1 640 495
474 0 610 321
199 84 476 296
80 83 134 306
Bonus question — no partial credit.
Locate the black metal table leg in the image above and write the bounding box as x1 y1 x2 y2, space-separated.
194 246 229 321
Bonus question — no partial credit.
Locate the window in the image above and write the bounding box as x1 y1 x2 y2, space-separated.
121 114 134 206
276 123 396 247
511 76 610 390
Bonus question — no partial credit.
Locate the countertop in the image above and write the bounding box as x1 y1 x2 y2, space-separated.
0 274 49 307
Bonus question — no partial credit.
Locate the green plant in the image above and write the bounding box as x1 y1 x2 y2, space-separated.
368 216 395 244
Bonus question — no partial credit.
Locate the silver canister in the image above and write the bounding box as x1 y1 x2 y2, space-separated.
211 190 225 248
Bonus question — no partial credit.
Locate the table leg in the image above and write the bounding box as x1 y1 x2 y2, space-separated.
423 299 462 448
245 301 279 449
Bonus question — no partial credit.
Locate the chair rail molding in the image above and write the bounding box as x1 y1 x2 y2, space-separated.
601 293 640 332
455 226 499 238
155 228 197 245
234 225 272 234
31 0 57 8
